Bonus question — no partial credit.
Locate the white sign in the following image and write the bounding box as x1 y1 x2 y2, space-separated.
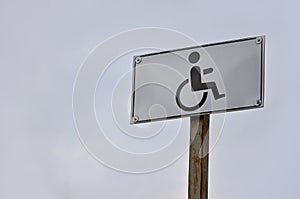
131 36 265 124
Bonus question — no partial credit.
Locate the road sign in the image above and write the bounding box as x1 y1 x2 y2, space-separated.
131 36 265 124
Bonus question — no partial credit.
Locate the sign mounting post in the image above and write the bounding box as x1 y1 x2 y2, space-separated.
131 36 265 199
189 115 210 199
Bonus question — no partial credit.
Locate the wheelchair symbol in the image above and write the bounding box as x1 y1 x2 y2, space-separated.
175 51 225 111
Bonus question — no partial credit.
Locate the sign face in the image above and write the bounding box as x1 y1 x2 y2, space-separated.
131 36 265 124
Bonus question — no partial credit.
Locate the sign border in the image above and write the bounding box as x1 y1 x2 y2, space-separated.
131 36 265 124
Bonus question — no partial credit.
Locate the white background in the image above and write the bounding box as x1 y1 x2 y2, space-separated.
1 0 300 199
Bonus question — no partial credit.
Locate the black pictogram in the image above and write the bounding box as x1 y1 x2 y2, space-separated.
176 51 225 111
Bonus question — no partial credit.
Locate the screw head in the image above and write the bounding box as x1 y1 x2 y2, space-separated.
135 57 142 64
132 116 139 123
255 37 263 44
256 99 262 106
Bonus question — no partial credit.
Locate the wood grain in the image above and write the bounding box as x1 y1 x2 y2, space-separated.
188 115 210 199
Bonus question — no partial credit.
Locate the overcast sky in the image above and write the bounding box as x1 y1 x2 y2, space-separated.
1 0 300 199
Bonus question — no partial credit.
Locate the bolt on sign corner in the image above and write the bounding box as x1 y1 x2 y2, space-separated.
131 36 265 124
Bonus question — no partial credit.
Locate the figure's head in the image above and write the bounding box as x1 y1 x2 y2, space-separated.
188 51 200 64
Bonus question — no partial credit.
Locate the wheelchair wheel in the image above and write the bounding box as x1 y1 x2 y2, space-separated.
175 79 208 111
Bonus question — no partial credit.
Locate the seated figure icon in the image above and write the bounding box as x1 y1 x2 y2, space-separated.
176 51 225 111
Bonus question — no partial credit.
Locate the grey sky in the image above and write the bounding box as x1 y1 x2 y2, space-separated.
1 0 300 199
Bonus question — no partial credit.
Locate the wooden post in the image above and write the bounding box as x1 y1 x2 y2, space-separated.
188 115 210 199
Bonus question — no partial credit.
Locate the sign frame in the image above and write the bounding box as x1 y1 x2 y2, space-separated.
131 36 265 124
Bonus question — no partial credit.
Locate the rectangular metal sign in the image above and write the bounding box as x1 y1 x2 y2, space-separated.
131 36 265 124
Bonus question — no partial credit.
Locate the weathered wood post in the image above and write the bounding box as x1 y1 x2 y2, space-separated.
188 115 210 199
